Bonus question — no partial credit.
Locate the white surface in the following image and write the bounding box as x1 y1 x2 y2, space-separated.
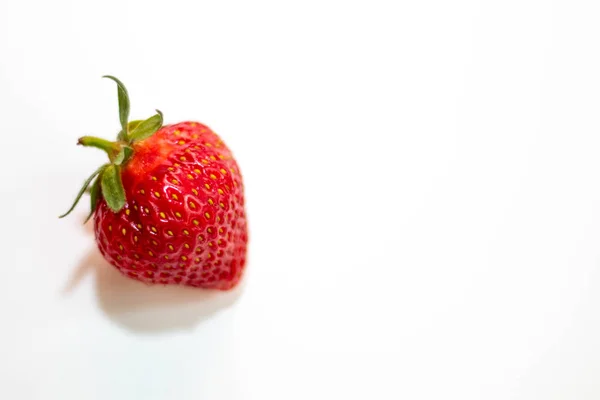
1 0 600 398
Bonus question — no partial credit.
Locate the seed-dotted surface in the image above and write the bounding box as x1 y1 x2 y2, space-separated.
94 122 248 290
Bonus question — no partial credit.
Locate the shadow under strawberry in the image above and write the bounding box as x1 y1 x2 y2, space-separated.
65 243 245 333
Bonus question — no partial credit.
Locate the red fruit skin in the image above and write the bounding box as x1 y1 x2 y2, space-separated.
94 122 248 290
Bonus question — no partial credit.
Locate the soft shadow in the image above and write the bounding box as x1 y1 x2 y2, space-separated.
66 247 245 334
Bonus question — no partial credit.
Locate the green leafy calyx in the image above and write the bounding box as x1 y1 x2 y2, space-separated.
59 76 164 221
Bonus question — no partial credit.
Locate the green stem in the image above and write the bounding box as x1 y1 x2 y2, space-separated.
78 136 121 162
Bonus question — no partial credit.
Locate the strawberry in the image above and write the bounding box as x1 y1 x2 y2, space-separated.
61 76 248 290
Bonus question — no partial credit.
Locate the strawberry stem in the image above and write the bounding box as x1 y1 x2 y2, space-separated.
78 136 121 162
60 76 164 221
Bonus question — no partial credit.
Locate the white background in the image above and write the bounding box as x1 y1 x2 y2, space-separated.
1 0 600 398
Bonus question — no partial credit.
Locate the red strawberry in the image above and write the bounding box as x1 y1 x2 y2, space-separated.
61 76 248 290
